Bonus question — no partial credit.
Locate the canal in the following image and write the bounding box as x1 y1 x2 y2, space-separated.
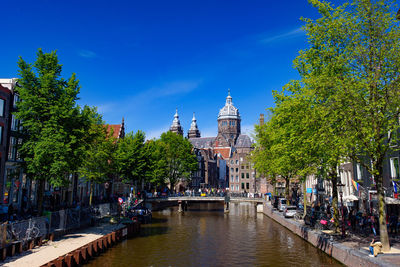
87 202 342 267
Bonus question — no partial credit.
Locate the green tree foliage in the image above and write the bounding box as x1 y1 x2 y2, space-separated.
158 132 198 191
292 0 400 250
253 87 319 207
116 131 148 187
144 139 168 187
15 49 93 214
79 113 117 206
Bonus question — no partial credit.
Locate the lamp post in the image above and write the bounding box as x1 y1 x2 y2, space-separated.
337 182 345 239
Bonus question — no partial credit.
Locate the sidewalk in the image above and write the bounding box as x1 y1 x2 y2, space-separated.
2 223 125 267
263 202 400 267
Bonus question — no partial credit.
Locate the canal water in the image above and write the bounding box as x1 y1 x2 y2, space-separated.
87 202 342 267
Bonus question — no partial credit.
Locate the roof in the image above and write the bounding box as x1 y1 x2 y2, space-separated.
213 147 231 159
106 124 123 139
218 91 240 120
235 135 253 148
189 137 216 149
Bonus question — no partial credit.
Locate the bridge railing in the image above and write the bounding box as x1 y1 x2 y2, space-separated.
148 193 264 200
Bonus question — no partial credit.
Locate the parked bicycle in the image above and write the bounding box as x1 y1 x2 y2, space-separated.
25 219 40 241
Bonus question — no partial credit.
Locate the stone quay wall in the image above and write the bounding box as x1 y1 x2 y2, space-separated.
263 203 397 267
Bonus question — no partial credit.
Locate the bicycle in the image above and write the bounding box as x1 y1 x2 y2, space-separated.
25 219 40 241
294 211 304 221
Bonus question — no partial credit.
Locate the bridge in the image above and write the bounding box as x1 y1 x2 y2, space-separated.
145 196 265 212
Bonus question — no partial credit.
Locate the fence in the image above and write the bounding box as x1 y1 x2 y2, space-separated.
0 202 119 249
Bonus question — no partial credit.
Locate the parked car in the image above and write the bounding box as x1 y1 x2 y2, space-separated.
278 198 287 212
283 206 297 218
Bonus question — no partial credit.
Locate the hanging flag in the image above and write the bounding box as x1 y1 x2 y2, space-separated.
393 181 398 194
352 180 359 191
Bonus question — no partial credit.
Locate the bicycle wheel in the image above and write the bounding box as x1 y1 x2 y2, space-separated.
26 227 40 240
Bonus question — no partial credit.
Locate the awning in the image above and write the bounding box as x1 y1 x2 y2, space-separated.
385 197 400 204
343 195 358 202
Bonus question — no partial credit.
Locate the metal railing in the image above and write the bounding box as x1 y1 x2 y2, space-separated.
0 202 119 249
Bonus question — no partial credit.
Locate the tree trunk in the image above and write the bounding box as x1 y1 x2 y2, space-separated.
330 170 340 231
37 179 45 216
285 177 290 205
375 161 390 251
303 179 307 218
89 182 94 206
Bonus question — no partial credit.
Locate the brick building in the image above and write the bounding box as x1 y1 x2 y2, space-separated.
170 90 258 193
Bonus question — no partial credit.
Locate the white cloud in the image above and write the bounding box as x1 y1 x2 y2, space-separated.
260 27 304 44
94 79 202 119
200 125 217 138
145 125 169 140
241 124 255 140
79 49 97 58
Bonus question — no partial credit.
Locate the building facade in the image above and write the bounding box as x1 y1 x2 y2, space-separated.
170 91 258 193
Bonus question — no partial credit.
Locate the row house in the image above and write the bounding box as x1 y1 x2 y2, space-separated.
0 78 26 212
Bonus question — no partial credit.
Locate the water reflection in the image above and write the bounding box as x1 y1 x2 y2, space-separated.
87 202 342 267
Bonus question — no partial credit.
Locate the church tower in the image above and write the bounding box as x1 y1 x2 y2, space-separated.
170 108 183 135
215 89 241 147
188 112 201 139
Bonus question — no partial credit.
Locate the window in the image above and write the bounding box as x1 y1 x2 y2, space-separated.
236 175 239 182
236 160 238 164
241 173 244 179
236 168 238 172
16 138 22 160
13 94 19 107
232 121 235 126
231 168 234 173
0 126 2 145
236 185 239 191
231 185 234 191
241 165 244 169
0 99 4 117
8 137 16 160
246 173 249 179
241 183 244 189
246 165 249 169
356 164 362 180
231 160 234 164
11 115 18 131
390 158 400 179
246 183 249 189
231 175 234 182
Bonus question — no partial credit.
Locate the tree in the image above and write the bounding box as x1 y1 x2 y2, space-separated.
144 139 168 188
253 87 319 209
295 0 400 250
158 132 198 191
116 131 148 188
15 49 92 215
79 113 117 206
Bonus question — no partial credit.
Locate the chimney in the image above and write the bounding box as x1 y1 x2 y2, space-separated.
259 114 264 126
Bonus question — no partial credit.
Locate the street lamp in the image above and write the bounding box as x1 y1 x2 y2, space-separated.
337 181 346 239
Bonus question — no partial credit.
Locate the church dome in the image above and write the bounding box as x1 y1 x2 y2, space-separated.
218 89 240 120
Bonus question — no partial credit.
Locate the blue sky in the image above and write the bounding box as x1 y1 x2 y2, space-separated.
1 0 344 139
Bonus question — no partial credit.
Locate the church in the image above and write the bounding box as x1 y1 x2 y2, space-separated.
169 91 258 194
